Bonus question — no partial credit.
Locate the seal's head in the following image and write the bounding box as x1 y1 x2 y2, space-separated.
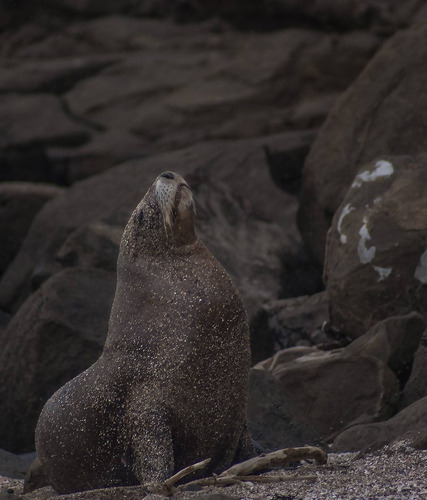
122 171 196 256
154 171 195 232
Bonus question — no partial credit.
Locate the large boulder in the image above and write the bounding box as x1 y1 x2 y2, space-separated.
262 291 330 350
248 361 321 451
0 182 64 277
198 0 426 32
400 329 427 408
325 155 427 338
298 20 427 263
0 93 90 184
0 135 299 322
0 268 116 453
1 17 379 184
0 448 32 479
343 313 426 384
248 343 399 446
333 396 427 452
14 0 423 30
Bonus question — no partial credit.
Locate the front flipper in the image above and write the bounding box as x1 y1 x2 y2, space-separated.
233 423 258 463
127 405 174 484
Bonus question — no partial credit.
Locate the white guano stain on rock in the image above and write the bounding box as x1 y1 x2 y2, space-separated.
352 160 394 188
415 250 427 284
358 216 376 264
373 265 392 282
337 203 355 244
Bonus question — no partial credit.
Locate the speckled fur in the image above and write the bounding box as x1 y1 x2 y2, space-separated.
35 171 254 494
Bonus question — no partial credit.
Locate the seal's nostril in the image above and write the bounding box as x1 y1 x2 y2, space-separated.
160 172 174 180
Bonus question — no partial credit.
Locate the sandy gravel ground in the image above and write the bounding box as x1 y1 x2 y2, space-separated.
2 441 426 499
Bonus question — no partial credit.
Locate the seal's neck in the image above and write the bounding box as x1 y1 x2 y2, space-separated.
120 196 197 259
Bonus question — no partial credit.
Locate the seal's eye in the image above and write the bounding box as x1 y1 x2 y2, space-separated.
160 172 174 180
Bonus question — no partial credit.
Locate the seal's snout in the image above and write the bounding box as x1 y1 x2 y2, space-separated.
160 172 175 180
154 171 195 232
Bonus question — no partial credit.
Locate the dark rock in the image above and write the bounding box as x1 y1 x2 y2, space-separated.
264 129 316 195
0 310 11 332
0 135 299 323
344 312 426 385
0 55 116 94
324 155 427 338
0 94 91 184
400 329 427 408
278 247 324 300
39 0 137 16
262 292 330 350
0 268 116 453
199 0 426 32
248 344 399 445
248 365 321 451
46 130 148 184
0 18 379 186
0 159 153 314
249 309 275 366
332 396 427 452
0 448 29 478
288 93 340 130
11 0 426 33
24 458 49 494
0 182 64 277
0 94 90 150
60 25 378 153
299 20 427 263
54 219 123 272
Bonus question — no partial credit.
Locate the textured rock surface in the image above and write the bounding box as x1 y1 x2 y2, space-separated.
0 449 31 479
298 20 427 263
344 312 426 385
18 0 426 31
0 135 298 321
248 362 321 450
401 329 427 408
0 183 63 277
3 7 427 500
0 268 115 452
333 396 427 452
12 448 427 499
0 16 379 186
249 344 399 441
324 155 427 338
209 0 426 31
262 291 330 350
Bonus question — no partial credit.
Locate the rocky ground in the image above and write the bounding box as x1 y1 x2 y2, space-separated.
1 1 427 499
3 443 427 499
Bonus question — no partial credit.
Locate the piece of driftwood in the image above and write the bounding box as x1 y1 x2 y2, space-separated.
146 446 327 496
164 458 211 489
146 458 211 495
178 473 318 491
220 445 327 477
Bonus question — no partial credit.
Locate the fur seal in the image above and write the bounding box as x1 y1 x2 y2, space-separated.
35 171 254 494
